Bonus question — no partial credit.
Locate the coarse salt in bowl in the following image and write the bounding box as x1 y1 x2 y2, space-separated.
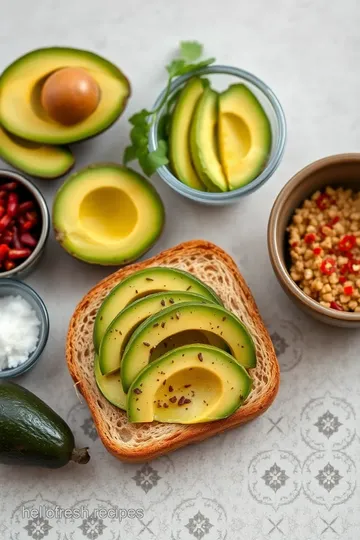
0 279 49 378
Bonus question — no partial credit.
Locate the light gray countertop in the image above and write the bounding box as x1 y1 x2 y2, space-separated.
1 1 359 539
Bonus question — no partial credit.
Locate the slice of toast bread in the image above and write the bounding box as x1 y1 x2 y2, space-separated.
66 240 279 462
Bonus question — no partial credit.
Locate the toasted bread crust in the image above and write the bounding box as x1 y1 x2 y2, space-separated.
66 240 280 462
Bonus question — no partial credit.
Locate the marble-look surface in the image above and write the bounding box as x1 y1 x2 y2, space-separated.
1 1 360 539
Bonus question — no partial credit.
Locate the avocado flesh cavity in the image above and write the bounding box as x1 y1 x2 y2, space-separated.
127 345 252 423
121 301 256 392
93 267 222 352
190 88 227 192
99 291 216 375
169 77 205 190
0 47 130 144
218 84 271 189
53 164 164 267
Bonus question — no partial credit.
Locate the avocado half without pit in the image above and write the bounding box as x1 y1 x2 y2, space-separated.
52 164 165 265
0 47 130 144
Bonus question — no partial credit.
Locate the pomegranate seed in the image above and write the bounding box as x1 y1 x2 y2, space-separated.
7 192 18 217
330 301 344 311
20 232 37 248
18 201 35 214
339 276 346 283
0 182 18 191
12 226 22 249
0 206 5 219
0 214 11 232
0 190 6 199
4 260 15 271
313 247 322 255
8 248 31 260
1 230 13 244
0 244 9 261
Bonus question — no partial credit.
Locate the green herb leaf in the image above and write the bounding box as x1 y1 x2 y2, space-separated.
123 41 215 177
147 141 169 171
180 41 203 62
123 145 137 164
166 58 186 78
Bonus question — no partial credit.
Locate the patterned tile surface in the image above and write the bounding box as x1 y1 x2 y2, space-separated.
1 0 360 539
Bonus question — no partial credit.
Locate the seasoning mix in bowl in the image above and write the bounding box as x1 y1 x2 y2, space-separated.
288 186 360 312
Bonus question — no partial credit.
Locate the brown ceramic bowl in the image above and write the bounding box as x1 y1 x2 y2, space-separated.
268 153 360 328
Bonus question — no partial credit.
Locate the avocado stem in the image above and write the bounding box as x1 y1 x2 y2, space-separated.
71 447 91 465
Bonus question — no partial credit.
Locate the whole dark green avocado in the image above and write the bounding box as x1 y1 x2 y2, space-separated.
0 382 90 468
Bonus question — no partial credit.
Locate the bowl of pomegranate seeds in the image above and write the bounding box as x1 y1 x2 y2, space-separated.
0 170 50 277
268 153 360 327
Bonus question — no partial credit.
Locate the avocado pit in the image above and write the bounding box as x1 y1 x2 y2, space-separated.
41 67 100 125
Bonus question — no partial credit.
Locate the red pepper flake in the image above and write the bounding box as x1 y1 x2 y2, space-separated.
339 276 346 283
316 193 331 210
304 233 316 244
320 258 336 275
338 235 356 252
313 247 322 255
340 263 349 275
348 260 360 274
291 242 298 248
329 216 340 226
344 285 354 296
330 301 344 311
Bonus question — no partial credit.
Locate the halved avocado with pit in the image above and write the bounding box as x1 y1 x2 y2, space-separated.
127 344 252 423
52 164 164 266
121 302 256 392
94 354 127 410
93 267 222 352
0 47 130 144
0 125 74 178
99 291 217 375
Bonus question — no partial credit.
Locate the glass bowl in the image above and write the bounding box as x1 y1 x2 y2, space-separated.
149 65 287 205
0 169 50 278
0 279 49 378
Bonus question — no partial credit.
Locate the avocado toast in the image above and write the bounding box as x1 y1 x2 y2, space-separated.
66 240 279 462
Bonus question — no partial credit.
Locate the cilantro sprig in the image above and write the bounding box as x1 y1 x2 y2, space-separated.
123 41 215 177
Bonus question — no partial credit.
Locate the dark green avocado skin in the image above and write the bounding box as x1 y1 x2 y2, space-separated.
0 382 75 468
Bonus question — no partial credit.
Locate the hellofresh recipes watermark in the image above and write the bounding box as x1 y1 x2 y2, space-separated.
22 505 144 522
